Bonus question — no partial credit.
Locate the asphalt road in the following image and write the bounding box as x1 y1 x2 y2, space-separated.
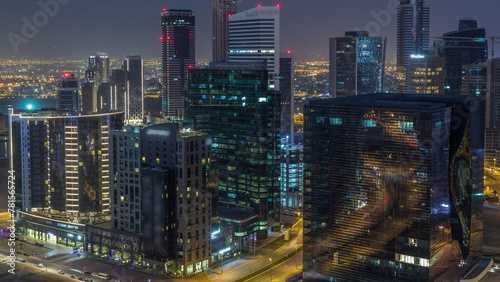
247 252 303 282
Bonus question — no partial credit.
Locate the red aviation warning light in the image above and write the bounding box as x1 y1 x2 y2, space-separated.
188 65 193 69
160 36 164 40
258 4 262 8
287 50 291 54
277 4 281 8
64 73 70 77
163 8 167 12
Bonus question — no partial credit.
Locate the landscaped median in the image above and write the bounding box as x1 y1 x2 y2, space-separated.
234 245 304 282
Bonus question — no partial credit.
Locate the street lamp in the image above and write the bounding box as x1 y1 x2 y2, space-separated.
219 247 230 275
269 258 273 281
295 246 298 269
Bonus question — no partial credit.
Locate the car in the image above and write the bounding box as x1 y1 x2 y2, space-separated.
78 277 84 281
70 274 77 278
84 279 93 282
20 238 26 242
91 273 98 277
73 247 79 250
58 270 65 275
18 258 25 262
37 263 44 268
84 271 91 275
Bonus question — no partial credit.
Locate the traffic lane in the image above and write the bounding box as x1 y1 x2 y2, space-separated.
247 252 303 282
0 250 103 281
0 257 72 282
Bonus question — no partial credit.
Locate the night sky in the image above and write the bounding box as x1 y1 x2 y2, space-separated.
1 0 499 61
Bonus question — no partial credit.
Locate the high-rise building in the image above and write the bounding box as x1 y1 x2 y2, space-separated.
57 72 79 111
303 94 485 281
9 109 124 213
110 69 126 112
438 19 488 95
81 82 94 112
228 5 280 90
397 0 430 92
408 53 445 94
462 58 500 165
186 62 280 240
85 53 110 112
329 31 386 97
212 0 238 62
124 55 144 124
280 143 303 215
280 51 294 142
98 83 112 111
161 9 196 117
110 126 141 233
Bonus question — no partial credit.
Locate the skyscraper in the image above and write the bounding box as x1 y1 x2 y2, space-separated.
303 94 484 281
408 53 445 94
280 143 303 217
10 109 124 213
110 69 126 112
438 19 488 95
85 53 110 112
124 55 144 124
280 51 294 142
397 0 430 93
186 62 281 240
212 0 237 62
228 5 280 90
329 31 386 97
57 72 79 111
161 9 195 117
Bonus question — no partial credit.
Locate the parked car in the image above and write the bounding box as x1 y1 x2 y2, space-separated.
78 277 84 281
91 273 98 277
18 258 25 262
58 270 65 275
70 274 77 279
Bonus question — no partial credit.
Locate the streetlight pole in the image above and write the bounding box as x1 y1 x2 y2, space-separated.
295 246 298 269
269 258 273 281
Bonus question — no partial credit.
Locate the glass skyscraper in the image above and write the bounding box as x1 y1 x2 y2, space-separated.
438 19 488 95
212 0 238 62
303 94 484 281
329 31 386 98
161 9 196 117
397 0 430 93
185 62 281 239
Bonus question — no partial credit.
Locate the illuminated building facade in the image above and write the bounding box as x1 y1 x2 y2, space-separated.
408 53 445 94
212 0 238 62
124 55 144 124
185 62 281 240
57 73 79 111
161 9 196 117
329 31 386 97
397 0 430 93
229 5 280 90
280 143 303 213
85 53 110 112
438 20 488 95
280 52 294 141
9 109 124 214
303 94 484 281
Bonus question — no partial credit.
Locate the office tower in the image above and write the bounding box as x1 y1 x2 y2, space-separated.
110 69 126 112
439 19 488 95
98 83 111 111
110 126 141 233
462 58 500 165
397 0 430 92
85 53 110 112
186 62 281 240
329 31 386 97
81 82 94 112
57 73 79 111
144 89 162 117
280 143 303 216
229 5 280 90
9 109 124 213
408 53 445 94
280 52 294 142
212 0 238 62
124 55 144 124
161 9 196 117
303 94 485 281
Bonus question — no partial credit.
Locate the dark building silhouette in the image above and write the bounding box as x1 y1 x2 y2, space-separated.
212 0 237 62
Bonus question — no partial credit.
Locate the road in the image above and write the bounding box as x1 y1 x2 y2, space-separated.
206 222 303 281
247 252 303 282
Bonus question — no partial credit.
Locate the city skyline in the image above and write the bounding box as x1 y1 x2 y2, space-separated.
1 0 500 61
